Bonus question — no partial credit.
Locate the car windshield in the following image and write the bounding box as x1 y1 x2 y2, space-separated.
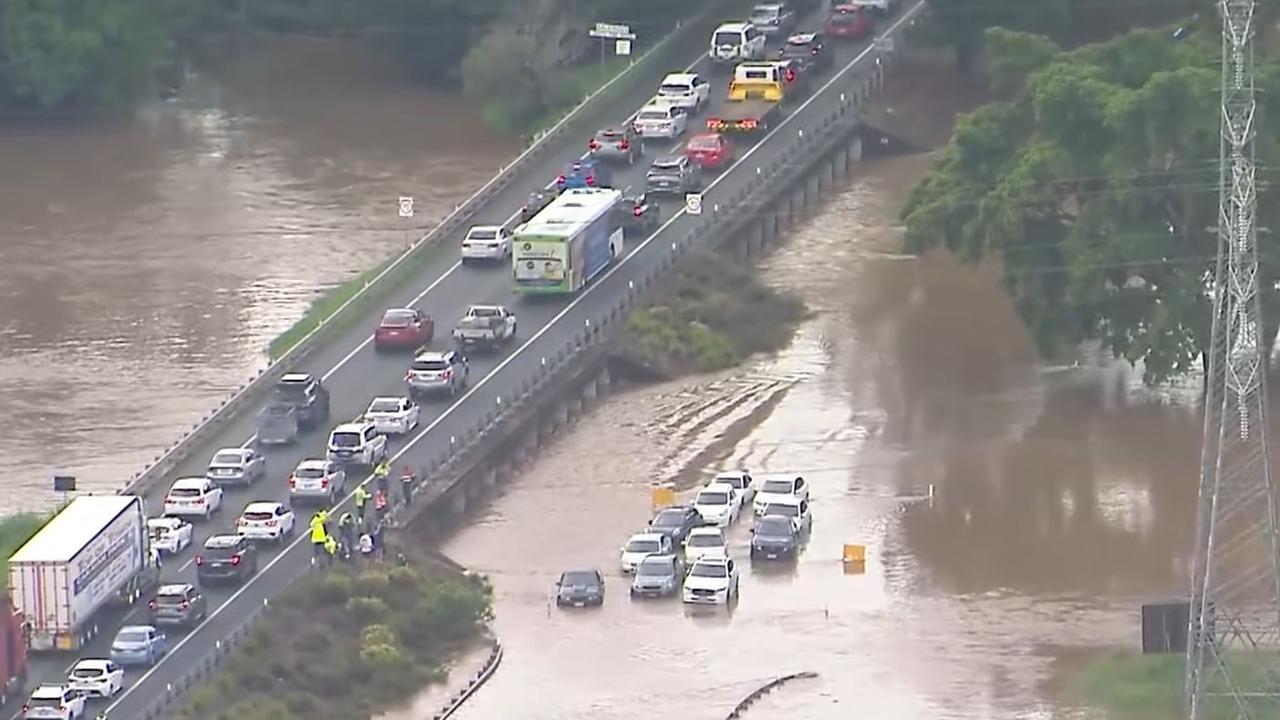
411 359 448 372
742 69 771 80
650 160 682 172
149 526 171 538
689 136 720 151
204 544 242 559
714 31 743 46
242 510 275 522
471 307 501 317
294 466 325 479
262 403 292 417
28 697 62 709
761 479 795 494
659 82 692 95
690 563 729 578
751 9 779 21
71 666 104 678
368 399 402 413
765 503 799 518
561 572 596 586
330 432 361 448
468 228 498 240
652 511 685 527
596 129 622 140
626 538 660 553
698 491 729 505
273 381 308 400
211 451 242 466
783 44 811 58
169 486 202 498
829 10 858 23
638 110 668 121
381 309 415 327
155 592 188 605
116 630 149 644
688 533 723 547
637 559 671 576
756 517 793 536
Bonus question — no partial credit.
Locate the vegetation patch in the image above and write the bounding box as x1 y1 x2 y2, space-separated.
171 560 492 720
0 513 51 593
1073 650 1280 720
616 249 807 377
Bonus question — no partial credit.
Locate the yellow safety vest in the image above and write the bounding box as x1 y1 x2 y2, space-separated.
324 536 337 554
310 524 327 543
354 486 370 506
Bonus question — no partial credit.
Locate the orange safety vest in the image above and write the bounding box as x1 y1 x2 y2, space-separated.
374 491 388 510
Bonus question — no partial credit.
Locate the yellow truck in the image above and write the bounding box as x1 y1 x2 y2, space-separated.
707 61 792 133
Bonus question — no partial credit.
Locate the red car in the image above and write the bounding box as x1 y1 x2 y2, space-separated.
374 308 433 352
825 5 872 39
685 133 735 171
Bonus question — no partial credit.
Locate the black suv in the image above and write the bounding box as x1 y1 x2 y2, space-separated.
148 583 208 629
645 156 702 195
647 505 702 545
619 193 661 237
271 373 330 430
779 32 831 73
519 188 557 223
196 534 258 585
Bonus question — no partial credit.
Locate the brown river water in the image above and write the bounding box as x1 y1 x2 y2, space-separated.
426 150 1204 720
0 38 515 510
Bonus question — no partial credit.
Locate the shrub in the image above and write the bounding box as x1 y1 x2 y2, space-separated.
345 596 390 623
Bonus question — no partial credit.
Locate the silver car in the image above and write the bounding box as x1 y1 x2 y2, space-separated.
588 126 643 165
405 350 469 399
288 459 346 506
205 448 266 488
645 155 702 195
630 554 683 598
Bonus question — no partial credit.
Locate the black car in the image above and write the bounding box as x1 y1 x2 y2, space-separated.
619 193 661 237
645 156 702 196
556 569 605 607
195 534 258 585
779 32 831 73
519 188 557 223
750 515 801 560
647 505 702 545
271 373 330 431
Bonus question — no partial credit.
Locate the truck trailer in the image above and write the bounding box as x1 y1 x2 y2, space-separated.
0 598 27 710
7 495 157 652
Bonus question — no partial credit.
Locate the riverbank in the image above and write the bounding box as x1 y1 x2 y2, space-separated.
172 551 491 720
0 514 48 592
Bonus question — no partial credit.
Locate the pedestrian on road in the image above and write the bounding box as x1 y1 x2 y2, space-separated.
374 489 389 521
338 512 356 552
354 483 371 521
149 545 162 570
310 520 328 564
359 532 376 562
324 535 338 566
371 519 386 560
400 466 415 506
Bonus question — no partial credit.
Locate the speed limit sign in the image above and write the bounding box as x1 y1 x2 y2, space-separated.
398 196 414 218
685 193 703 215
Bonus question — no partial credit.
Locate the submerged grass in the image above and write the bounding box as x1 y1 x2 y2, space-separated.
1075 650 1280 720
172 556 491 720
617 248 808 376
0 513 52 593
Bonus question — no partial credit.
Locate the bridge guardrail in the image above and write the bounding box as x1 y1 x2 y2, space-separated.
117 0 745 500
121 8 922 717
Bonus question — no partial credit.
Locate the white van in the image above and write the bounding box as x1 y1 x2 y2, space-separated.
709 22 768 65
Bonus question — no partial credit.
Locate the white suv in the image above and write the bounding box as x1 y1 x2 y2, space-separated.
22 684 86 720
326 421 388 468
162 477 223 520
693 482 742 527
709 22 767 65
753 475 809 516
682 556 740 606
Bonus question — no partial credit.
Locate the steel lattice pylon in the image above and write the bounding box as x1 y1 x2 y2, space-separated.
1185 1 1280 717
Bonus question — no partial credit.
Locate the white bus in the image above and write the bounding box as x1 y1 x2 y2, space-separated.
513 188 626 295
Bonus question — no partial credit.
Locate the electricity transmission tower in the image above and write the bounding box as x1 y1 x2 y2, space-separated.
1185 1 1280 718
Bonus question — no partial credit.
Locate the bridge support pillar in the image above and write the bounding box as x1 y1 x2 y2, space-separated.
762 211 777 248
834 141 849 179
806 174 820 207
480 468 498 489
821 157 834 189
582 377 598 403
567 397 583 421
849 133 863 165
451 492 467 516
748 221 764 257
597 368 611 395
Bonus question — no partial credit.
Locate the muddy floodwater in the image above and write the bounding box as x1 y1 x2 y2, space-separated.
0 38 516 509
439 151 1202 719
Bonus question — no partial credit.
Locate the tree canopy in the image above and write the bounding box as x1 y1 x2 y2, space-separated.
900 25 1280 385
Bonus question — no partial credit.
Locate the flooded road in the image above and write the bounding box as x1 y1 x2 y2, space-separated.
0 37 516 509
439 150 1202 719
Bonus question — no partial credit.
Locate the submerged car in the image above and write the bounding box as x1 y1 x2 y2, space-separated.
683 526 729 563
750 514 801 560
630 554 683 598
556 569 605 607
682 556 740 606
620 532 675 574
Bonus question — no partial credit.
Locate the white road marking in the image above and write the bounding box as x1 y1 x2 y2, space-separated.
107 8 921 710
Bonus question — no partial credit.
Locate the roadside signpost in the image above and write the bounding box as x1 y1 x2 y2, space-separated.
589 22 637 66
398 196 414 247
685 192 703 215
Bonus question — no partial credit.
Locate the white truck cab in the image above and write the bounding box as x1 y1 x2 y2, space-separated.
326 421 388 468
709 22 767 65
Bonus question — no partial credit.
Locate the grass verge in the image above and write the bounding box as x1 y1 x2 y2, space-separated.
1 513 52 593
1074 650 1280 720
615 248 808 376
172 556 492 720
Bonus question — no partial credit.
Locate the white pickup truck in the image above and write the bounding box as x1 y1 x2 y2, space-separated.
452 305 517 352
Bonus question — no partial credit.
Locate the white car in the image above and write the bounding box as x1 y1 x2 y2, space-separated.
235 501 296 543
146 516 193 555
21 684 86 720
162 477 223 520
752 475 809 516
693 482 742 527
461 225 512 264
709 21 768 65
619 532 674 574
683 527 729 563
326 421 389 468
364 396 420 435
682 556 740 606
713 470 755 503
849 0 898 14
655 72 711 115
66 659 124 699
632 103 687 140
760 495 812 533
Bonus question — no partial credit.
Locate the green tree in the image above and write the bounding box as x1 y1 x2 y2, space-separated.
901 26 1280 385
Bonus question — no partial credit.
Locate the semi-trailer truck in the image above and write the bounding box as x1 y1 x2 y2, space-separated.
6 496 158 652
